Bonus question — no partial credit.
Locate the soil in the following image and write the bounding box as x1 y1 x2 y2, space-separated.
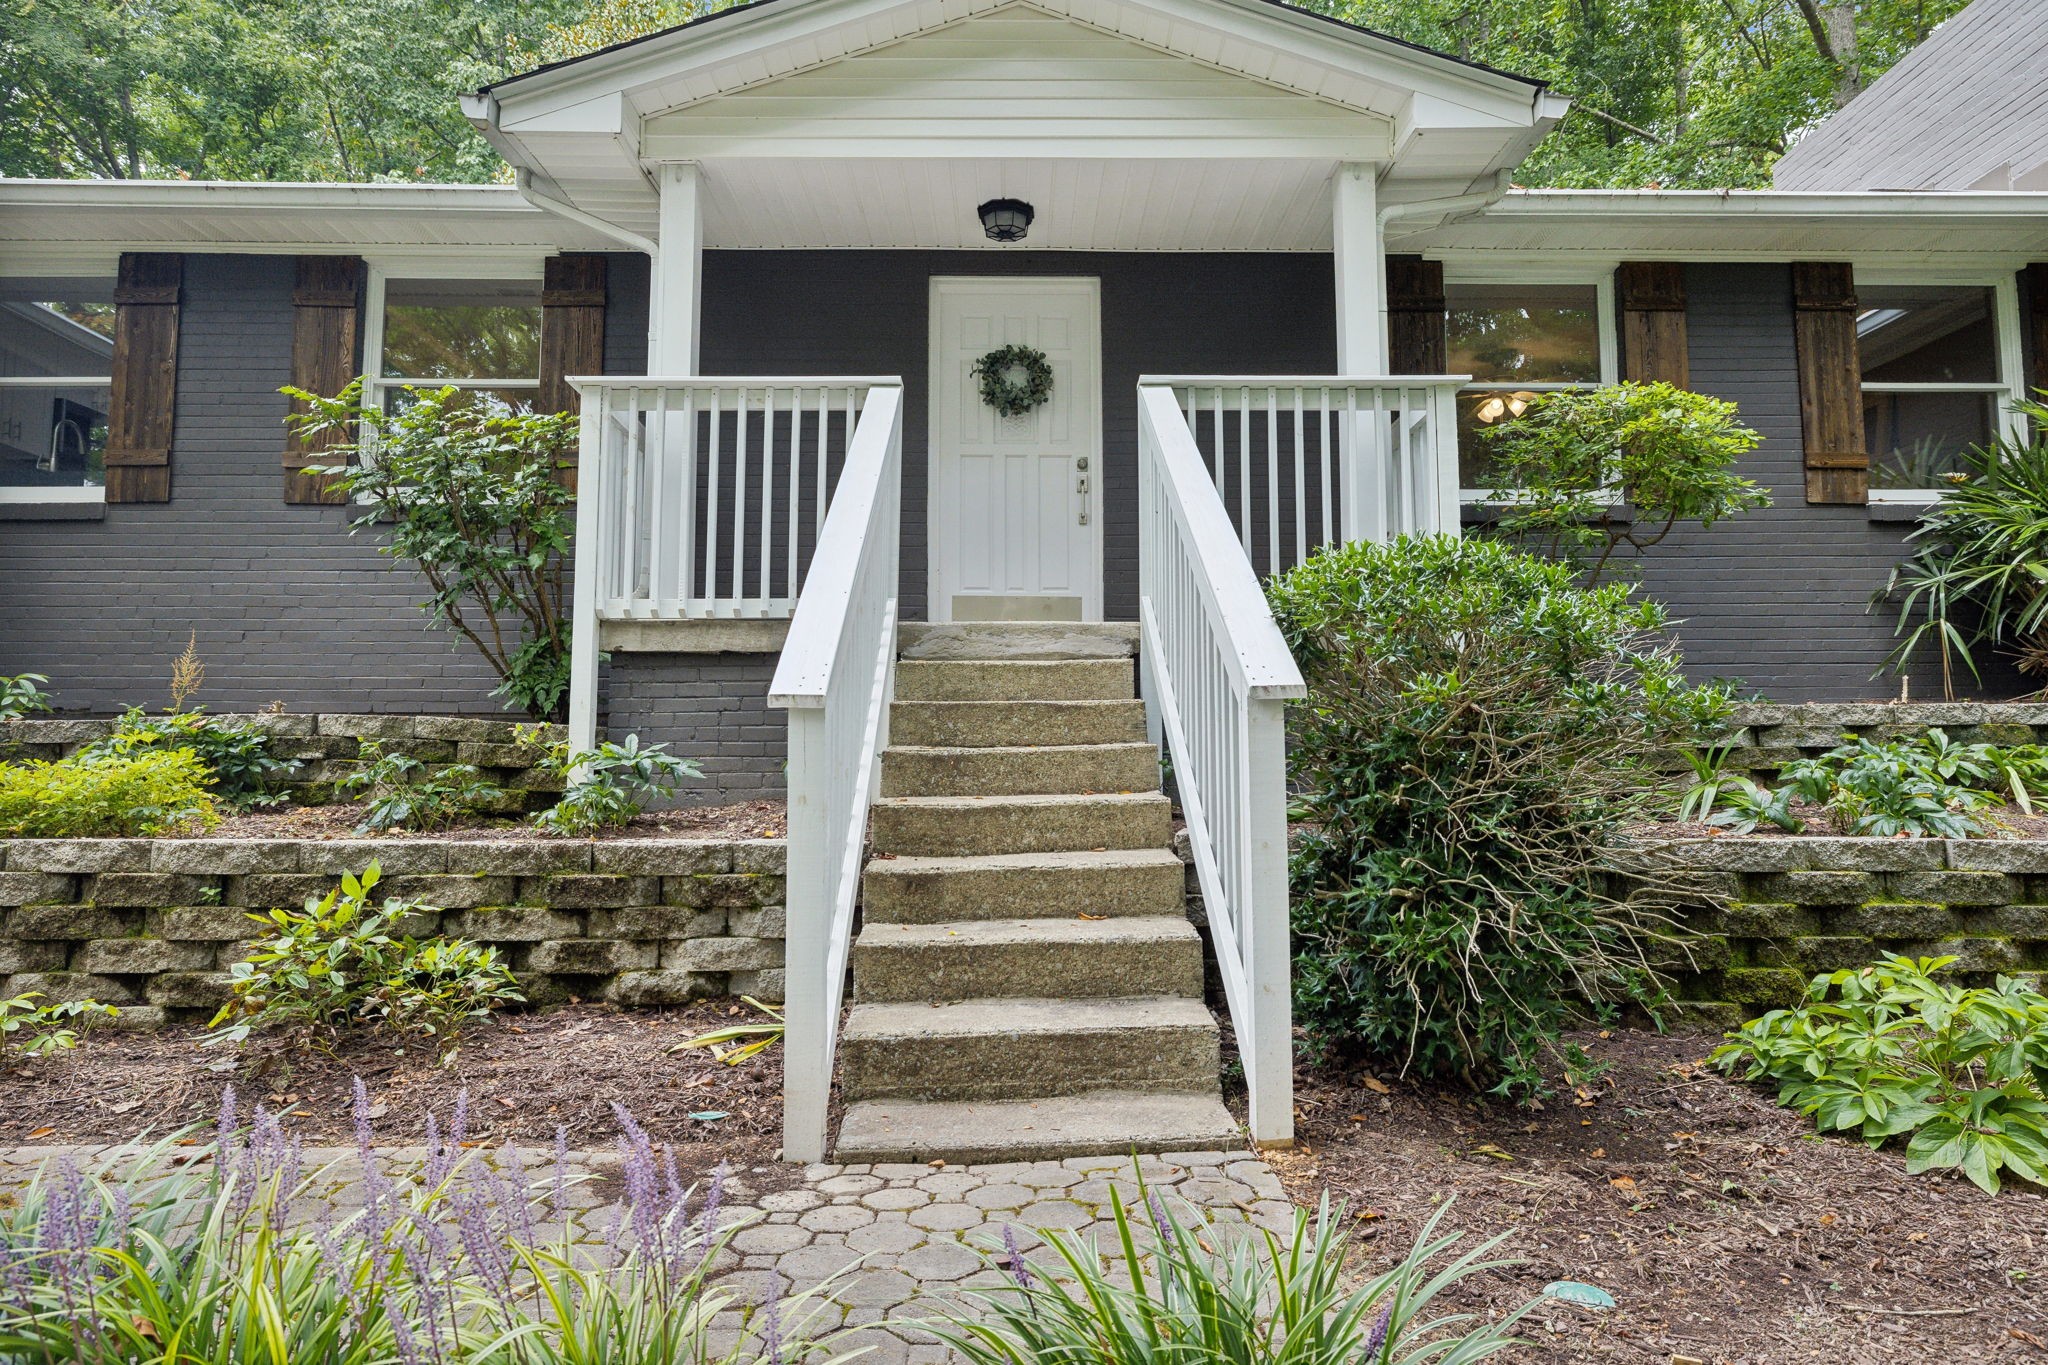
183 799 789 842
0 1002 791 1191
1267 1028 2045 1363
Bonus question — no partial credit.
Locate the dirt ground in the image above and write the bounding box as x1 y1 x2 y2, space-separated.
188 798 789 842
1270 1027 2045 1364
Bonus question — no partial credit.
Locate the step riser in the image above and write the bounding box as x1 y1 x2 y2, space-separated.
890 701 1147 749
841 1022 1220 1104
899 623 1139 661
870 798 1172 858
880 744 1158 798
836 1093 1240 1164
894 659 1134 703
853 931 1203 1003
863 857 1186 924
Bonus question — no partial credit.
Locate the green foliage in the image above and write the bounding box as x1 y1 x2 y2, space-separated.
932 1175 1534 1365
1713 955 2048 1195
1479 382 1767 584
208 861 522 1059
284 379 580 719
0 672 53 721
0 992 118 1058
524 731 703 836
80 706 299 809
1269 534 1730 1097
338 739 509 833
670 996 784 1066
1880 395 2048 697
0 748 219 837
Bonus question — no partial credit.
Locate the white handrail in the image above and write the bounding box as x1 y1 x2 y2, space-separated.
1136 384 1304 1149
769 384 904 1165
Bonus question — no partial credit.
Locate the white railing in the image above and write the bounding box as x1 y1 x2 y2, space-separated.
1136 384 1306 1148
767 384 904 1165
1143 375 1467 574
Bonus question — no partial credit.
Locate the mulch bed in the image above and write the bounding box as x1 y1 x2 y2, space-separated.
0 1002 791 1190
1268 1028 2045 1363
178 799 789 842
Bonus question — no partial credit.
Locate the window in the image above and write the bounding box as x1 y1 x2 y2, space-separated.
367 274 542 413
1446 281 1611 495
1858 283 2016 499
0 278 115 501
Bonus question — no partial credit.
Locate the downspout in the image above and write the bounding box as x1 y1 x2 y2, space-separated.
1373 170 1513 349
514 167 659 256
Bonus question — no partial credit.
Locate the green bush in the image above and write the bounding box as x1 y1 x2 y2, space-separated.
0 748 219 837
0 672 53 721
524 731 703 836
1269 534 1731 1097
1713 955 2048 1194
338 738 509 832
0 992 118 1058
208 861 522 1060
80 706 299 809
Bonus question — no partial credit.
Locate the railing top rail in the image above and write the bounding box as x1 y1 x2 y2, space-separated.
1138 385 1306 701
568 375 904 393
1138 373 1473 387
767 384 905 711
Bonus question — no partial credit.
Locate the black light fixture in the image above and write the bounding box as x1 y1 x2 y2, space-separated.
978 198 1035 243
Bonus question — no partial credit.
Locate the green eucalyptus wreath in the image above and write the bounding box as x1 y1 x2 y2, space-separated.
970 344 1054 418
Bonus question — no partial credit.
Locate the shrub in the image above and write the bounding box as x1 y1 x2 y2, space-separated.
932 1174 1534 1365
1477 380 1767 584
0 748 219 837
1713 955 2048 1194
80 706 299 809
525 731 703 836
0 992 118 1058
208 862 522 1060
0 672 53 720
1269 534 1731 1097
282 379 580 720
338 738 509 832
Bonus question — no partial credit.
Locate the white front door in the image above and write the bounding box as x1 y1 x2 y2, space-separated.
929 277 1102 623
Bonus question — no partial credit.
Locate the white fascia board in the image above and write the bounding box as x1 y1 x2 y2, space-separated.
0 177 534 212
503 90 631 136
1486 188 2048 221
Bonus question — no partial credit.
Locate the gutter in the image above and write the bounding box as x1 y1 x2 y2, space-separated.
513 169 658 256
1377 171 1514 237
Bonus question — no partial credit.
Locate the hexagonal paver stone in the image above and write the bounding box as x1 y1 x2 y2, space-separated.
759 1188 826 1214
1015 1200 1093 1231
835 1268 921 1309
797 1204 876 1233
964 1183 1035 1211
715 1268 789 1306
915 1172 981 1199
869 1163 934 1181
846 1220 928 1256
1179 1177 1255 1206
1014 1166 1082 1191
861 1187 931 1211
817 1173 885 1197
896 1239 985 1283
775 1242 863 1284
730 1223 813 1256
906 1202 984 1232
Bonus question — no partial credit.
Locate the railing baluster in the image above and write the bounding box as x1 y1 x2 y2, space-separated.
1291 387 1305 570
733 386 751 610
1264 387 1278 579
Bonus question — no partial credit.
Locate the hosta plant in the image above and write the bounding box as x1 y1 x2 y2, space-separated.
1712 954 2048 1194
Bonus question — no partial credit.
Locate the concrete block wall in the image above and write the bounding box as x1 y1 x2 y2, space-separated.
0 837 786 1028
1715 701 2048 773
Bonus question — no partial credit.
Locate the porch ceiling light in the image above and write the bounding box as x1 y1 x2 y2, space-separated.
978 198 1035 243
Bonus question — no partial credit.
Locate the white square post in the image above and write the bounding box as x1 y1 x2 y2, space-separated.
651 162 704 374
1332 162 1388 542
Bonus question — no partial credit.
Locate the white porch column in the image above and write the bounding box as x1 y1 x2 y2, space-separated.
1332 163 1388 542
651 161 704 374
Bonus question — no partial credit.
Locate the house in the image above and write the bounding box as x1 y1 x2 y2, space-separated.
3 0 2048 1160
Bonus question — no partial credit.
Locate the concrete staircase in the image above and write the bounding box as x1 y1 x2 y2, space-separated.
833 624 1241 1162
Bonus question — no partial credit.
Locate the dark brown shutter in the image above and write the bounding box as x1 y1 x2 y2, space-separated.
1616 261 1689 387
537 253 608 493
1792 261 1868 505
2026 263 2048 401
283 256 366 505
104 253 182 504
1385 255 1446 374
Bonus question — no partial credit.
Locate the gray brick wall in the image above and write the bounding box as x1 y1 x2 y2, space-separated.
604 652 785 803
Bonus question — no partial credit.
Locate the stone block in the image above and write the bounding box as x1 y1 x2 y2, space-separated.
145 972 235 1008
527 939 658 974
0 940 66 974
1987 906 2048 941
1947 841 2048 874
0 872 76 906
220 712 318 739
585 907 725 940
444 841 591 875
1793 935 1880 971
1888 870 2018 905
731 841 786 874
1789 838 1946 871
519 874 659 909
455 742 532 767
605 969 721 1007
315 714 418 739
299 841 449 875
443 907 582 942
1850 902 1965 938
228 874 343 909
380 876 517 909
1 718 113 745
1926 937 2029 974
663 937 783 973
1720 903 1820 938
86 873 216 908
3 840 151 873
104 1005 168 1030
1719 967 1810 1007
513 973 577 1007
148 839 300 874
412 716 522 743
1666 999 1744 1031
1660 840 1809 873
8 905 131 940
592 841 731 875
149 907 261 941
727 968 786 1002
8 971 136 1005
1750 871 1881 905
73 938 215 974
728 906 786 939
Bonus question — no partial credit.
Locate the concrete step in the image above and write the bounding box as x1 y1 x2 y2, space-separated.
894 658 1134 702
879 742 1158 798
852 916 1203 1003
835 1091 1241 1163
839 996 1220 1103
861 849 1188 924
890 699 1147 749
869 792 1172 857
899 622 1138 661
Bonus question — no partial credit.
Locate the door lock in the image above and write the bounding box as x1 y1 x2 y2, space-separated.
1075 457 1089 470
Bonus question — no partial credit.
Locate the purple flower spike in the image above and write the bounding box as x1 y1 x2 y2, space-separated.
760 1270 784 1363
1001 1225 1034 1291
1147 1191 1173 1242
215 1083 238 1155
1365 1301 1393 1357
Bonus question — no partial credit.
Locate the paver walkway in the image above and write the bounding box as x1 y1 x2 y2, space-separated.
0 1145 1294 1365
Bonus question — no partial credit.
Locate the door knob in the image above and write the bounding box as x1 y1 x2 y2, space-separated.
1075 457 1089 470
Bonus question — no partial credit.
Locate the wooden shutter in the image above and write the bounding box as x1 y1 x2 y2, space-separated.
283 256 365 505
1385 255 1446 374
1792 261 1868 505
1616 261 1689 387
538 253 608 493
103 253 182 504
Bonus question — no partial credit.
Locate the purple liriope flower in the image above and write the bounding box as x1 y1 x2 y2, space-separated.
1147 1191 1173 1242
215 1084 239 1159
550 1127 571 1224
759 1270 784 1363
697 1160 729 1259
1001 1225 1034 1291
1364 1301 1393 1357
351 1077 375 1156
312 1204 365 1325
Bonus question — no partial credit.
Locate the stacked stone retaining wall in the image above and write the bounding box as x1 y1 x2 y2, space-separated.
1716 702 2048 773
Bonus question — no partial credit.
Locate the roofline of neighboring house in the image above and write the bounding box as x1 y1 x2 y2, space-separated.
0 178 534 210
1484 188 2048 219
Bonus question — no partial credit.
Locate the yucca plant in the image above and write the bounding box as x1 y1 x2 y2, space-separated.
670 996 786 1066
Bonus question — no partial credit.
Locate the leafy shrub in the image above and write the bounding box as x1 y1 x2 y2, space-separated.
1269 534 1731 1097
0 992 118 1058
208 862 522 1059
524 731 703 835
283 379 579 719
933 1174 1534 1365
338 739 509 832
1713 955 2048 1194
0 748 219 837
0 672 53 721
80 706 299 809
1478 380 1767 584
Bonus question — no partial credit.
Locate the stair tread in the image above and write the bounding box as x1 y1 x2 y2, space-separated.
855 916 1200 950
836 1091 1240 1163
883 741 1155 756
844 995 1215 1041
873 791 1167 811
864 847 1185 875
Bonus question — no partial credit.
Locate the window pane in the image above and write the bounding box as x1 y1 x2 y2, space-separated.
1866 390 1994 489
0 382 110 489
381 278 541 381
1447 284 1601 383
1456 389 1543 488
1858 286 1997 383
0 284 115 490
380 384 538 416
